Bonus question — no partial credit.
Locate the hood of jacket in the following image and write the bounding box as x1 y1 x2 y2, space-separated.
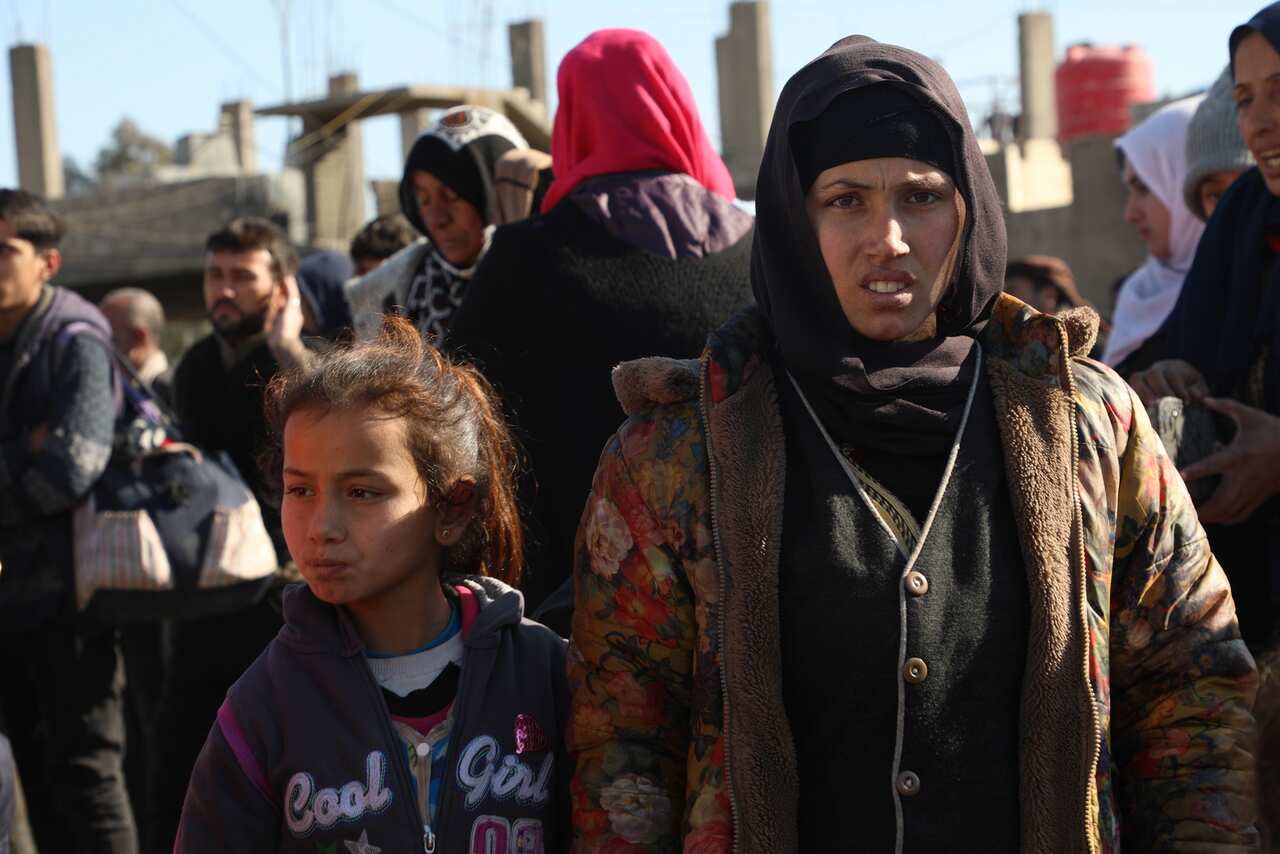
398 105 528 230
276 574 528 658
180 570 570 853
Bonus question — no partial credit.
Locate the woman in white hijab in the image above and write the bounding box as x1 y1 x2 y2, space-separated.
1104 95 1206 372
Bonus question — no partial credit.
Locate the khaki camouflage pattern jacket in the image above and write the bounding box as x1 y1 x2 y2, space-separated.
567 295 1259 853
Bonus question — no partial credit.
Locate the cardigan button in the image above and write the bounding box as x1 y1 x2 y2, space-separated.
905 571 929 596
896 770 921 797
903 657 928 684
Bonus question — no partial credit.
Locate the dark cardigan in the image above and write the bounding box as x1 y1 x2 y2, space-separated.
445 202 754 620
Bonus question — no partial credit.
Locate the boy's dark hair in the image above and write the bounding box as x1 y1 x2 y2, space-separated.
262 315 524 584
0 188 65 251
349 213 418 263
205 217 299 280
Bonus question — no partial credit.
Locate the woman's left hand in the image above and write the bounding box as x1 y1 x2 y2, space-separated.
1180 396 1280 525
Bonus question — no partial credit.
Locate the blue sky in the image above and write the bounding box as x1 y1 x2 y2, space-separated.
0 0 1264 188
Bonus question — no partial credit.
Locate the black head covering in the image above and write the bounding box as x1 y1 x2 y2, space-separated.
753 36 1006 455
792 85 957 192
398 105 528 233
296 250 355 339
1231 1 1280 75
1165 4 1280 408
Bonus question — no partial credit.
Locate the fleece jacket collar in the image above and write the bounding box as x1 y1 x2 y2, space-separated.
610 294 1104 854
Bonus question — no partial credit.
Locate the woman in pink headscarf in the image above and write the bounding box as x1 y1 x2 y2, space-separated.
446 29 754 628
539 28 738 212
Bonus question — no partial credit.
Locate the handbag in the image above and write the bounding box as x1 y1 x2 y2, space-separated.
18 321 279 623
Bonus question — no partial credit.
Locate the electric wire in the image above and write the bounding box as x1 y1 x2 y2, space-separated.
170 0 279 94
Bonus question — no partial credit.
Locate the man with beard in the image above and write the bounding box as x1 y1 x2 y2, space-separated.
173 217 309 510
149 218 309 851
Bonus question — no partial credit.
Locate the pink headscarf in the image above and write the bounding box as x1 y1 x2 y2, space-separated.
541 29 736 213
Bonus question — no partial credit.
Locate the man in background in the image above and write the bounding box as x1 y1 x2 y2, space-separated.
100 287 172 403
0 188 137 852
348 212 418 276
150 217 308 852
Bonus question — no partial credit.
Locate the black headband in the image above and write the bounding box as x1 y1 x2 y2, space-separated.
792 84 956 192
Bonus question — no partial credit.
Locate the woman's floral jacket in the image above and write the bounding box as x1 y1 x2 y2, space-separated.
567 296 1259 853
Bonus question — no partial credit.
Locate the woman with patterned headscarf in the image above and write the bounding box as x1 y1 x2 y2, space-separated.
345 105 528 341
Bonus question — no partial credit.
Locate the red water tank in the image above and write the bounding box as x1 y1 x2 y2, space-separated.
1055 44 1156 141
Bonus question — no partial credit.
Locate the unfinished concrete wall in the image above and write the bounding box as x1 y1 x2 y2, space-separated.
509 20 547 116
173 133 240 173
1018 13 1057 142
219 100 257 174
371 179 401 218
1064 134 1145 314
10 44 64 199
715 1 772 199
985 137 1073 212
996 132 1143 320
52 171 305 321
1004 205 1074 269
291 72 367 250
987 126 1145 322
399 109 431 162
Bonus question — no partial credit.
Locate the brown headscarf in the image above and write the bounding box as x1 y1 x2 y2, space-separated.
1006 255 1095 312
752 36 1007 455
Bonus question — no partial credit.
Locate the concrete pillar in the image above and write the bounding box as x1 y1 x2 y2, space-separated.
399 109 432 162
1067 134 1145 314
9 44 64 199
508 20 547 110
293 72 367 250
219 100 257 174
1018 12 1057 141
715 1 772 199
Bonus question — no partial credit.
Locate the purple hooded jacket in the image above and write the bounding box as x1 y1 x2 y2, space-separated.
175 576 570 853
0 285 118 624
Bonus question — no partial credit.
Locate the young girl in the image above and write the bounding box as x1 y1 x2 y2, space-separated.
175 316 569 853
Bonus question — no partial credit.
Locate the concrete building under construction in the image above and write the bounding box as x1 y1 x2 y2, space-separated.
10 3 1171 333
984 11 1163 316
6 3 777 343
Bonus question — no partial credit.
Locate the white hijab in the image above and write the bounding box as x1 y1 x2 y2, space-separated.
1103 95 1207 367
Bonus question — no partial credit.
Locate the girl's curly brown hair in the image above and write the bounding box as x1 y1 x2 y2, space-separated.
260 315 523 585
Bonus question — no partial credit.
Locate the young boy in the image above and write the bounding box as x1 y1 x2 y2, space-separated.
0 188 137 852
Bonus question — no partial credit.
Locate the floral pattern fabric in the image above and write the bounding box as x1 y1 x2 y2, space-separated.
567 296 1258 852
